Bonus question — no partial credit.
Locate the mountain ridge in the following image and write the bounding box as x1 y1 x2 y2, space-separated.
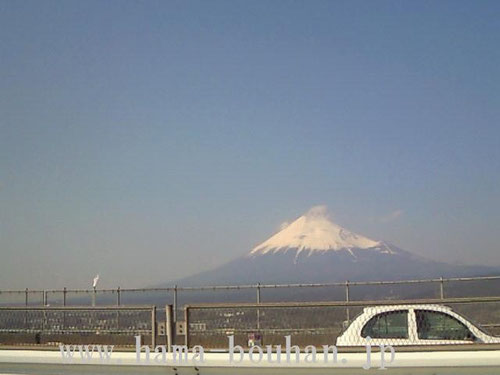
161 206 499 287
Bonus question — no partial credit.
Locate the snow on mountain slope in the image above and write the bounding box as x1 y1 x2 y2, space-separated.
249 205 389 257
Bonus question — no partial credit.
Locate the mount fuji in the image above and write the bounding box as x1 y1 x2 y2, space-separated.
172 206 497 286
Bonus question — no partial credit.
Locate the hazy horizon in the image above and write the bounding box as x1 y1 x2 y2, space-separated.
1 0 499 289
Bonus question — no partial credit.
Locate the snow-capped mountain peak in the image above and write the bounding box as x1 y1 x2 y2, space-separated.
249 206 382 256
163 205 498 287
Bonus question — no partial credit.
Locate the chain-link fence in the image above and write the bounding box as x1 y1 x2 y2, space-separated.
0 306 156 347
1 276 500 350
185 297 500 349
185 302 356 348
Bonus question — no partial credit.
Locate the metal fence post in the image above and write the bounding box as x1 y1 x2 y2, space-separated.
345 280 350 323
62 287 67 328
24 288 28 328
184 305 189 348
116 287 121 331
256 283 261 331
42 291 48 332
166 304 173 352
151 306 156 348
173 285 178 323
440 277 445 299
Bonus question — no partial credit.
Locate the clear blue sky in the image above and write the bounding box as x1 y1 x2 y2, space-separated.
1 0 499 288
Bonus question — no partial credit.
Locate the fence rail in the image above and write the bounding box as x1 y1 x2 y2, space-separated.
1 275 500 329
3 275 500 294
